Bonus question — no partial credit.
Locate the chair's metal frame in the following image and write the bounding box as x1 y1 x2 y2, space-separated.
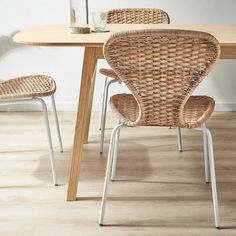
99 122 219 228
98 77 183 153
0 94 63 186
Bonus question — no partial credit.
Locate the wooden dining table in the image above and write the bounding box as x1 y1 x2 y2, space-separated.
13 24 236 201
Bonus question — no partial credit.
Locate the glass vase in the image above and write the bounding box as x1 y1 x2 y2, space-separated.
70 0 90 34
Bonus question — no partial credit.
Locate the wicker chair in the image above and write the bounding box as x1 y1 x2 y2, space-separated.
0 75 63 185
97 8 183 154
99 29 221 227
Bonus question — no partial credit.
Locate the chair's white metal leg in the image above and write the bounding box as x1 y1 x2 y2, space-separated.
202 123 210 183
99 123 124 226
177 127 183 152
37 98 58 186
99 77 108 131
51 95 63 152
196 125 220 228
100 79 118 154
205 127 220 228
111 122 121 181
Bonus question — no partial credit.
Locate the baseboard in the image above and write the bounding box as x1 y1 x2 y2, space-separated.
0 101 236 112
215 103 236 111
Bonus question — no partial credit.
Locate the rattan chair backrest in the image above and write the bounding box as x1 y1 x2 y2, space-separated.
107 8 170 24
104 29 220 127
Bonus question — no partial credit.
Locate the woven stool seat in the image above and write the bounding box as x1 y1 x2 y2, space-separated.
0 74 62 185
99 69 120 80
0 75 56 100
110 94 215 128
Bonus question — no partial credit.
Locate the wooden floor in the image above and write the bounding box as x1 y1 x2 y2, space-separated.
1 111 236 236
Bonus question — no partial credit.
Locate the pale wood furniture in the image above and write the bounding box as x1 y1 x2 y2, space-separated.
13 24 236 201
99 29 220 227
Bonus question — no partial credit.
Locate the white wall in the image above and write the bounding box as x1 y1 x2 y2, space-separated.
0 0 236 111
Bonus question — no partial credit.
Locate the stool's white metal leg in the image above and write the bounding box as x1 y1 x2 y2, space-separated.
37 98 58 186
100 79 118 154
99 77 108 131
111 122 121 181
177 127 182 152
99 123 124 226
51 95 63 152
0 98 58 186
202 123 210 183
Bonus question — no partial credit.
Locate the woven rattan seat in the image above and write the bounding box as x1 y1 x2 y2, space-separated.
0 74 62 185
100 8 170 81
104 29 220 129
99 8 171 153
107 8 170 24
99 29 221 228
110 94 215 128
0 75 56 100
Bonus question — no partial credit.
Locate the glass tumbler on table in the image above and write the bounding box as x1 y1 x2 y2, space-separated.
92 12 107 32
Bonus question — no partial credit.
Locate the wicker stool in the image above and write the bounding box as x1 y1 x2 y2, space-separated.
99 29 221 228
0 75 63 185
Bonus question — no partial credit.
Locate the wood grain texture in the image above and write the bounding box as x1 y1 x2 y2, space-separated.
1 111 236 235
83 51 97 144
13 24 236 58
67 47 98 201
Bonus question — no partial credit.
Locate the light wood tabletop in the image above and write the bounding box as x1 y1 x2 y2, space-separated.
14 24 236 58
14 24 236 201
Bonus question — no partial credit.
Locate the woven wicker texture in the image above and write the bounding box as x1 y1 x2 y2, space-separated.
104 29 220 128
0 75 56 100
107 8 170 24
99 68 119 80
100 8 170 79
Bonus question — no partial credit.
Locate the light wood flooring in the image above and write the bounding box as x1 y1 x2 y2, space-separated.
1 111 236 236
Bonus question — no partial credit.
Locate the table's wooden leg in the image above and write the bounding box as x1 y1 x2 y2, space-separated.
83 47 104 144
67 47 98 201
83 63 97 144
